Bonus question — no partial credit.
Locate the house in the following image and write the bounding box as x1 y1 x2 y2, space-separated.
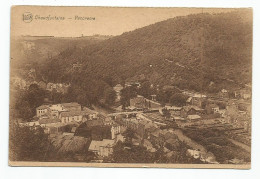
130 95 161 110
82 107 98 119
186 97 192 104
42 122 70 134
115 133 125 143
151 94 157 101
180 106 204 118
19 121 40 127
74 120 115 141
165 105 182 116
36 102 83 120
72 62 82 70
49 104 67 118
190 95 207 108
111 124 121 139
59 110 97 123
206 104 220 114
36 105 50 117
218 89 229 98
88 139 114 157
46 83 70 93
187 149 201 159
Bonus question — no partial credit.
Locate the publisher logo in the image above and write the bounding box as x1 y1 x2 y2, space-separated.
23 12 33 23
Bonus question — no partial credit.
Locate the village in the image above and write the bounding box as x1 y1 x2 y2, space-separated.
15 76 252 164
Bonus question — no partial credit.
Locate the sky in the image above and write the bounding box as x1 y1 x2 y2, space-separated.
11 6 236 37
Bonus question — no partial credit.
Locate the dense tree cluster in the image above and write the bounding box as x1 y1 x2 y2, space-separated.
25 10 251 96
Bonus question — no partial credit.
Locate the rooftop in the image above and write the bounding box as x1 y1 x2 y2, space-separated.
187 115 201 120
60 110 94 117
39 117 60 124
89 139 114 151
36 105 50 110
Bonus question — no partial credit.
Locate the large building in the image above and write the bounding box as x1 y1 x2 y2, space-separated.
36 102 98 124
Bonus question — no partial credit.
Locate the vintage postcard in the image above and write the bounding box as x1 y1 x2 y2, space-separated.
9 6 252 168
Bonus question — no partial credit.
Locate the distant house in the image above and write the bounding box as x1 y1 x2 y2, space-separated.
60 108 98 123
36 103 98 125
187 115 201 122
39 117 60 126
46 83 70 93
187 149 201 159
206 104 220 114
180 106 204 118
19 121 40 127
36 105 50 117
111 124 121 139
60 111 86 123
165 105 182 116
75 120 119 141
218 89 229 98
190 94 207 108
130 95 161 110
72 62 82 70
88 139 114 157
151 94 157 101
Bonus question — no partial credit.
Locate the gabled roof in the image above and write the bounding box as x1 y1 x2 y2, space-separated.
82 107 97 114
85 119 104 127
39 117 60 124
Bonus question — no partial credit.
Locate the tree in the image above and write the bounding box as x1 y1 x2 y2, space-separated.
9 121 50 161
161 108 171 119
169 93 188 106
120 86 137 108
138 81 152 98
14 84 47 121
122 128 136 145
111 141 154 163
103 87 116 105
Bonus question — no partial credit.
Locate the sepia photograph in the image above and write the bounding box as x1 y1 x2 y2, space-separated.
9 6 252 168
